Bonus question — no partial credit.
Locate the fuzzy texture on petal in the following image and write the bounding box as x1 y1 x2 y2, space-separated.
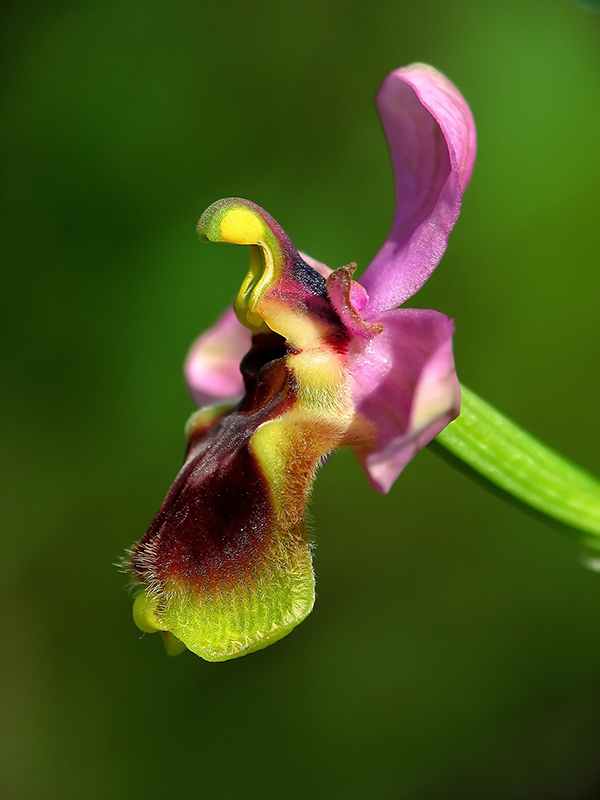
360 63 476 315
350 307 460 493
130 381 317 661
185 308 249 406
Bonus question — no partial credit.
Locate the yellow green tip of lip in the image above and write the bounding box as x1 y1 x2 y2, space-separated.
132 590 162 634
161 631 187 657
130 556 315 662
132 591 187 656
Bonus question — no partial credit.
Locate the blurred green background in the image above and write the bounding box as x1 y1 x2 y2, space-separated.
2 1 600 798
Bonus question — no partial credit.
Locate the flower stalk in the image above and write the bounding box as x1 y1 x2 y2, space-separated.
433 385 600 548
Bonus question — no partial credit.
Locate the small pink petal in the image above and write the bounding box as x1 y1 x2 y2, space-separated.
360 63 476 315
326 267 383 340
184 308 250 406
351 307 460 493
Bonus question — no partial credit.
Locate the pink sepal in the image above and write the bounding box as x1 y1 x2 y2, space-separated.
351 307 460 493
184 308 249 406
361 63 476 315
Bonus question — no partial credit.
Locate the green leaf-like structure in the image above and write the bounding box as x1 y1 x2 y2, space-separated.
434 385 600 548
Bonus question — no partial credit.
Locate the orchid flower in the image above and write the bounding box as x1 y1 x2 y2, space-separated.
127 63 477 661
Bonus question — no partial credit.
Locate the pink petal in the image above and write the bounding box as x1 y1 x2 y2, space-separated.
360 64 477 315
184 308 250 406
326 266 383 340
351 307 460 493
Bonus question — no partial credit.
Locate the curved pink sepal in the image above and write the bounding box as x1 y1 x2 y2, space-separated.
361 63 476 315
352 307 460 493
184 308 250 406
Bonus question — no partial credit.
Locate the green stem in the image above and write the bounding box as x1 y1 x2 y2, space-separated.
433 385 600 549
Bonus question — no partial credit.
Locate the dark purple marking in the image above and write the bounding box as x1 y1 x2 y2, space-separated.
130 337 298 591
291 252 327 297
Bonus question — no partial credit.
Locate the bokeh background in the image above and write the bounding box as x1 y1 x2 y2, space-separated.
2 1 600 798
